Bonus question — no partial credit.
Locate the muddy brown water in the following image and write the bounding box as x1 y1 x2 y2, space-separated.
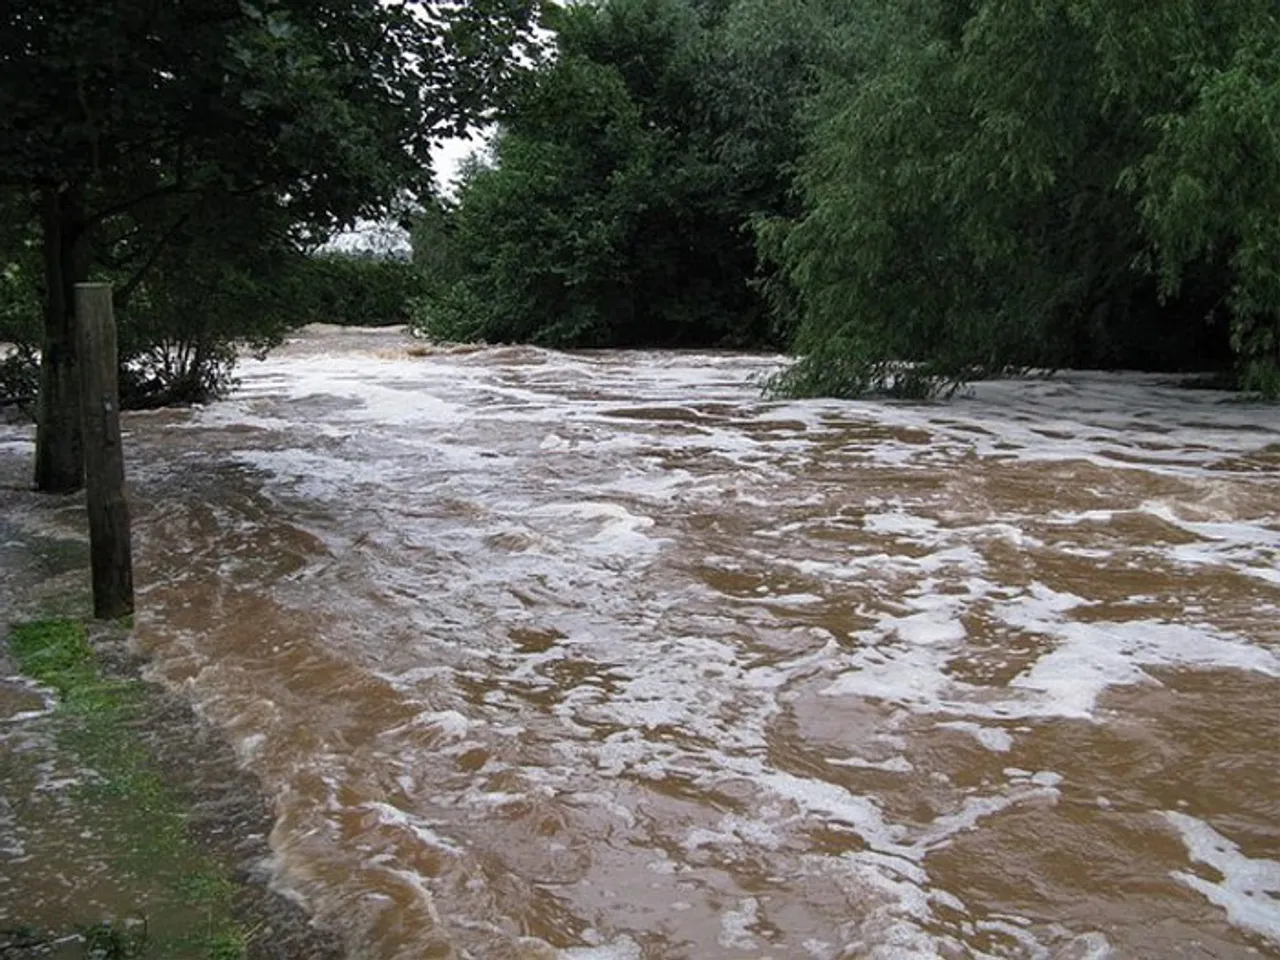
6 326 1280 959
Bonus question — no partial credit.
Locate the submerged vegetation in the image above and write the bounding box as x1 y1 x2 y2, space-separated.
5 619 246 958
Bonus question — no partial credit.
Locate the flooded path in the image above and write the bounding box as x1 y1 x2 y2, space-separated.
14 326 1280 958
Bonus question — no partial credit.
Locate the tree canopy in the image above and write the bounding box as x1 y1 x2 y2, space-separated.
412 0 830 350
1 0 540 490
770 0 1280 397
8 0 1277 439
413 0 1280 399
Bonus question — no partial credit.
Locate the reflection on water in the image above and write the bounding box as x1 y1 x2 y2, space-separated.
24 326 1280 958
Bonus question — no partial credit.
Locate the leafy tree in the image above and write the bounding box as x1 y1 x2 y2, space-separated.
416 0 816 350
0 192 43 416
111 193 312 408
417 51 668 345
1 0 540 491
410 197 464 300
770 0 1280 398
298 253 425 328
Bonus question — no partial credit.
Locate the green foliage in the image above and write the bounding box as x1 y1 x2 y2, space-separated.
301 254 424 328
415 0 814 350
0 344 39 413
1 0 542 485
82 919 150 960
0 192 310 409
1128 13 1280 394
770 0 1280 398
7 0 1273 404
109 195 309 408
8 619 94 694
0 211 40 343
417 51 663 346
0 194 41 410
0 0 540 222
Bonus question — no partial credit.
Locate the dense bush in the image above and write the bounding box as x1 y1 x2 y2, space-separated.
411 0 809 351
1 193 425 411
0 225 44 413
301 254 424 328
767 0 1280 397
3 0 542 489
413 0 1280 399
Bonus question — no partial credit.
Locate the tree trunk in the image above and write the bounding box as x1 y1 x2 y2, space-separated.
34 187 88 493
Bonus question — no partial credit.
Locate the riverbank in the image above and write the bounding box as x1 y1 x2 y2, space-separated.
1 440 342 960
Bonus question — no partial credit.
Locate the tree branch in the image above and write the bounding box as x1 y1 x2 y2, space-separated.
114 212 193 310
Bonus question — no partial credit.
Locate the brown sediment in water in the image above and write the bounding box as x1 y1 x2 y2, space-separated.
6 326 1280 959
0 467 343 960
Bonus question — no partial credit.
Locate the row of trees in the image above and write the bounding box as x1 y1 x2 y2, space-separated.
1 246 420 409
5 0 1276 491
773 0 1280 397
414 0 1280 398
412 0 821 350
2 0 540 491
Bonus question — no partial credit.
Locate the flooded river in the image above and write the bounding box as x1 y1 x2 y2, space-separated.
12 325 1280 958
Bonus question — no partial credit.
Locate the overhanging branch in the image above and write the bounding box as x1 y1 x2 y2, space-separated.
114 211 194 310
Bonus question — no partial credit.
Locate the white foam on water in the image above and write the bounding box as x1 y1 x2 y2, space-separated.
361 800 463 856
1000 611 1280 720
1054 931 1114 959
231 447 402 502
823 642 954 710
1164 811 1280 944
0 676 58 725
383 709 477 742
821 571 1278 728
717 896 760 949
1141 500 1280 585
558 936 643 960
685 814 784 853
185 402 347 438
237 354 469 426
863 512 941 538
822 579 985 711
935 720 1013 752
135 339 1280 958
827 754 915 773
529 502 662 558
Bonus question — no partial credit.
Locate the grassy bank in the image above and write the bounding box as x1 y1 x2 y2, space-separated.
4 619 247 959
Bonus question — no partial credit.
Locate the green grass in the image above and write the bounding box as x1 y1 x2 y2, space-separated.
6 619 248 959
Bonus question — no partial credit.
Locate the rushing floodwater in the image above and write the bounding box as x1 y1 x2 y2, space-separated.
12 326 1280 958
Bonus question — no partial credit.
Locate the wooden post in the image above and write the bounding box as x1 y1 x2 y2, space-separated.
75 283 134 620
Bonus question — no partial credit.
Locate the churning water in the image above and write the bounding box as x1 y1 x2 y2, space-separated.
11 326 1280 958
